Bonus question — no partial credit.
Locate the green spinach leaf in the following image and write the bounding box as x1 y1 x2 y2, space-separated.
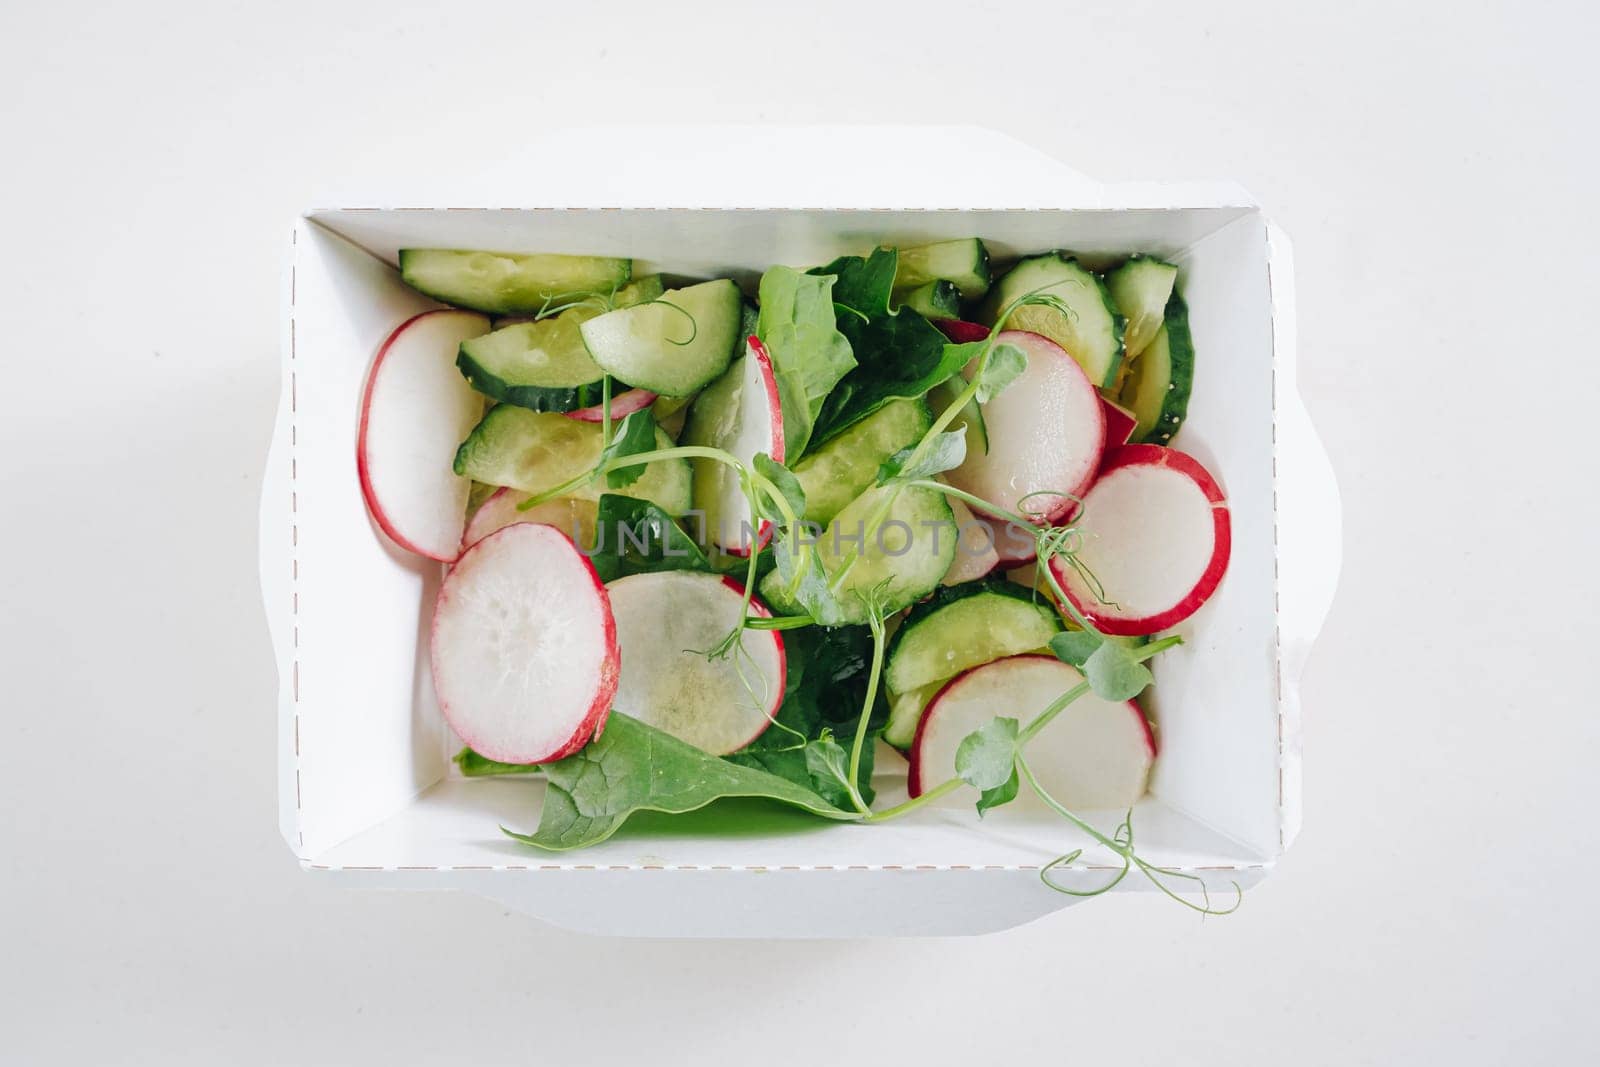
727 624 884 806
504 713 856 851
588 494 714 583
808 249 967 444
756 267 856 458
600 409 659 489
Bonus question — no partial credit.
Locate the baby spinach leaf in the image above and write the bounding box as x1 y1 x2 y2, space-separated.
600 409 659 488
588 494 714 583
808 249 967 444
876 429 967 486
727 624 884 806
503 714 856 851
454 748 538 777
757 267 857 458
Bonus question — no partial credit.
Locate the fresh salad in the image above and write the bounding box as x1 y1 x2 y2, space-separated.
357 238 1233 911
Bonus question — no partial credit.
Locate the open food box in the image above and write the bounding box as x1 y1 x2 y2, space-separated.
259 129 1339 937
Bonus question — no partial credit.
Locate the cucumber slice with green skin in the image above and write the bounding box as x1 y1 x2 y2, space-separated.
885 681 942 751
758 483 955 625
580 279 742 396
399 250 631 315
981 253 1125 388
456 276 664 411
897 279 961 320
453 406 691 515
457 318 606 412
892 239 992 299
1105 256 1178 363
790 398 931 526
1119 292 1195 445
883 576 1063 704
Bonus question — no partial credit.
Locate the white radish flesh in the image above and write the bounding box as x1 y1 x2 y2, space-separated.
1048 445 1231 636
357 309 490 561
909 654 1154 809
431 523 618 764
682 337 785 555
944 330 1105 525
940 496 1000 586
460 488 597 553
606 571 785 755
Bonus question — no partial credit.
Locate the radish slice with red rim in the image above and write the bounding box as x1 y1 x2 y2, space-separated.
563 387 659 423
460 488 597 554
357 309 490 561
605 571 785 755
1048 444 1231 636
431 523 618 764
909 654 1154 809
944 330 1105 525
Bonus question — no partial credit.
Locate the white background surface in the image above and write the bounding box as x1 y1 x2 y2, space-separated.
2 1 1596 1062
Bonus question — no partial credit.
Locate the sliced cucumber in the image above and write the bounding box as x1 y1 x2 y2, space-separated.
791 398 930 526
457 318 605 411
897 279 961 320
884 681 942 750
580 279 742 396
455 276 663 411
926 378 987 455
453 406 691 515
758 483 955 625
981 253 1124 388
1119 292 1195 445
1105 256 1178 363
398 250 631 315
883 578 1063 700
892 239 991 299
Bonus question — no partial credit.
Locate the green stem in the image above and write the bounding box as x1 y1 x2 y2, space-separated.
903 479 1034 530
743 615 814 631
862 777 963 823
1016 754 1124 854
1017 680 1091 745
600 376 614 449
845 613 887 815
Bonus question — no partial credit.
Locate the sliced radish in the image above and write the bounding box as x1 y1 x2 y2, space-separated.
1101 396 1138 447
563 387 659 423
945 330 1105 525
460 487 597 553
681 336 785 555
941 496 1000 585
976 514 1038 567
935 318 990 344
1048 444 1231 636
357 309 490 561
431 523 618 764
909 654 1155 809
606 571 785 754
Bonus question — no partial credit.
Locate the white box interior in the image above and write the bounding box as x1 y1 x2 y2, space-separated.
262 199 1318 933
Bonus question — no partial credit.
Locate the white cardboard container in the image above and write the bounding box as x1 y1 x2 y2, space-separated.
260 128 1339 938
